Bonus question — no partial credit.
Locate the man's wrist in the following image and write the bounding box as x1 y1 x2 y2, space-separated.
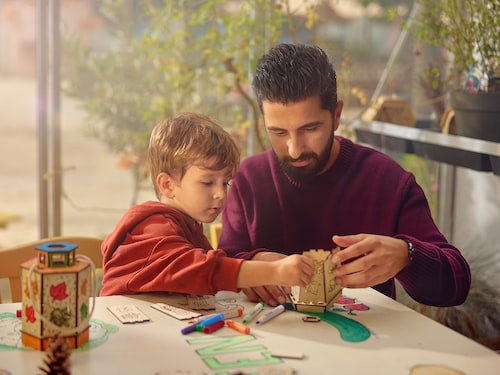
402 238 415 262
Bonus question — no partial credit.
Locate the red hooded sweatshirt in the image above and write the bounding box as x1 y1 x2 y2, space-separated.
100 201 243 296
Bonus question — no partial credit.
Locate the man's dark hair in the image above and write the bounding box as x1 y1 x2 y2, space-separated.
252 43 338 114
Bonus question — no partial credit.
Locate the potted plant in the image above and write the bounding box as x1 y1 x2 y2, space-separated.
412 0 500 142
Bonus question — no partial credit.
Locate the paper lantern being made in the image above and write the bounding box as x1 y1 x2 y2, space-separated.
290 249 343 313
20 241 95 350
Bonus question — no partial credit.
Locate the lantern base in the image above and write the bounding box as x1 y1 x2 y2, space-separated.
21 327 89 351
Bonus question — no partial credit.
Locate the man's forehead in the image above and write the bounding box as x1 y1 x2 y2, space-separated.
262 98 329 129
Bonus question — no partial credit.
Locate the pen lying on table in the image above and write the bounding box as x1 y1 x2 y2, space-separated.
242 301 264 324
255 304 285 325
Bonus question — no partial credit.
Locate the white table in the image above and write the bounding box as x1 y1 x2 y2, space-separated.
0 288 498 374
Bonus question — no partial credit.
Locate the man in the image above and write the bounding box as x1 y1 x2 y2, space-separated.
219 43 471 307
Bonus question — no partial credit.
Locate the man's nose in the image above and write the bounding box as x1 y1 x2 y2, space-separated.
287 135 304 160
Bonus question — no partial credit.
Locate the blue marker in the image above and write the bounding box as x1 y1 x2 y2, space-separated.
196 313 225 331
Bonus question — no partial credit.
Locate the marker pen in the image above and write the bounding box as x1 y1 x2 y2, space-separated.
181 321 199 335
191 308 243 324
222 307 244 320
196 313 224 331
202 319 225 334
226 320 250 334
242 301 264 324
255 304 285 325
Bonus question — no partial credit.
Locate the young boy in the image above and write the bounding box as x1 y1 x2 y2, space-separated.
100 112 314 296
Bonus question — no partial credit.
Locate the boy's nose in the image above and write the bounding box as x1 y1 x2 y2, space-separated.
213 188 226 200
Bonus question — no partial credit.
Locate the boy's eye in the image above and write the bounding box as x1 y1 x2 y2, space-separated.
201 181 214 186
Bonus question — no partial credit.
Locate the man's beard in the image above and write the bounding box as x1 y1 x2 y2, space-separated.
277 132 334 183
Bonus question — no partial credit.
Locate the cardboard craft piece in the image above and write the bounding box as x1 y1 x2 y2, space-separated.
290 249 342 313
187 294 216 310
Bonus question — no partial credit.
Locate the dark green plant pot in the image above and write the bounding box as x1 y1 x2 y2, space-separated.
450 90 500 143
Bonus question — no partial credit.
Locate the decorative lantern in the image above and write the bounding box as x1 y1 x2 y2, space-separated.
290 249 343 313
20 241 95 350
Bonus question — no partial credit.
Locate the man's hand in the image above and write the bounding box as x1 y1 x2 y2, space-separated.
242 251 291 306
331 234 410 288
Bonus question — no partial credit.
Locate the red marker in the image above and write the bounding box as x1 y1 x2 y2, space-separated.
226 320 250 334
203 319 225 334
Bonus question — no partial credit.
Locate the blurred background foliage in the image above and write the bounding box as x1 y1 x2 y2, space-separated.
61 0 439 212
62 0 324 204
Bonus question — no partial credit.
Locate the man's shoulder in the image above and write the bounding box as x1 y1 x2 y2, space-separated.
340 136 405 169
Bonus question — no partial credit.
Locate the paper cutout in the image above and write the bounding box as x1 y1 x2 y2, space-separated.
151 303 202 320
290 249 342 312
107 304 150 324
187 295 216 310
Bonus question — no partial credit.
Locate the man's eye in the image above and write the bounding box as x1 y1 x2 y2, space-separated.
303 125 319 132
271 130 287 137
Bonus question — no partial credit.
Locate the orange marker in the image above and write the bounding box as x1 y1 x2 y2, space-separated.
226 320 250 334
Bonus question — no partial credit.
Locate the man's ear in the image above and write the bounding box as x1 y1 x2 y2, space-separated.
333 100 343 131
157 172 176 199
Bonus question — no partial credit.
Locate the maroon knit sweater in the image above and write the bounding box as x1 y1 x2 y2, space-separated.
219 136 471 306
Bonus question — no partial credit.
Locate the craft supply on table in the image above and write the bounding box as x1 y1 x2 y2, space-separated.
302 315 321 322
242 301 264 323
108 304 150 324
180 321 200 335
191 307 243 323
187 294 215 310
196 313 224 330
202 319 225 334
270 352 305 360
150 303 202 320
221 307 243 319
226 320 250 334
255 304 285 325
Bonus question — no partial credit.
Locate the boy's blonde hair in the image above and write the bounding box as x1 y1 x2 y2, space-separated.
148 112 240 199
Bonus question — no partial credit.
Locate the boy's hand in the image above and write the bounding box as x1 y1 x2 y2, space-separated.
275 254 314 287
241 253 314 306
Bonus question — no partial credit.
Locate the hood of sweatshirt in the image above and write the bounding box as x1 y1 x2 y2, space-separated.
101 200 205 264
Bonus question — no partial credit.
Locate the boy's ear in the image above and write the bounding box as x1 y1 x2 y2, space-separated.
157 172 176 199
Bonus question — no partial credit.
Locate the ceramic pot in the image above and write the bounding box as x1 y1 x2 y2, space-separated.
450 90 500 143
